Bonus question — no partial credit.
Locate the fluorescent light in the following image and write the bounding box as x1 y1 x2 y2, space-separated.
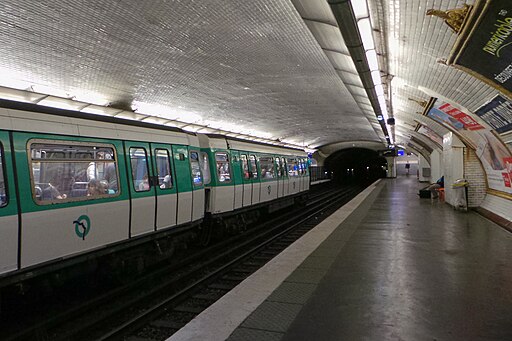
80 105 123 116
375 83 384 96
115 111 148 121
38 96 88 111
366 50 379 70
0 86 47 103
31 85 71 98
182 125 200 132
357 18 374 50
371 70 381 85
351 0 369 18
141 116 171 125
378 95 386 110
73 92 110 106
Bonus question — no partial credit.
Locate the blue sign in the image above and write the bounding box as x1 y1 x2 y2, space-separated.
475 95 512 133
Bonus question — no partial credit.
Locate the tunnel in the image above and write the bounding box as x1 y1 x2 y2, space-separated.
324 148 387 185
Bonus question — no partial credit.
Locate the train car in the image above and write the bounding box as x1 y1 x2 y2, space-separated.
0 100 309 287
197 135 309 219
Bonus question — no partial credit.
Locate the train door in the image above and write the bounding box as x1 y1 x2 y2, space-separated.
259 155 278 203
231 151 243 210
282 158 290 196
287 157 299 195
0 131 19 275
189 149 204 222
249 154 260 204
303 158 310 191
172 145 193 225
125 142 156 237
298 158 304 192
240 154 252 207
275 157 284 198
151 144 177 230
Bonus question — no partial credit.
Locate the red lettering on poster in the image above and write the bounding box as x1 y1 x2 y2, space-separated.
438 103 484 130
503 172 511 187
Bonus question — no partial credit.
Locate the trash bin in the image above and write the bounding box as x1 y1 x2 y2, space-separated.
452 179 469 211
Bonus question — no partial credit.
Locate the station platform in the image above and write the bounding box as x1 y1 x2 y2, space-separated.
168 177 512 341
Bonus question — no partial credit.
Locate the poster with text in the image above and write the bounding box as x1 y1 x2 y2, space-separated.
450 0 512 95
427 99 484 131
475 95 512 133
475 131 512 193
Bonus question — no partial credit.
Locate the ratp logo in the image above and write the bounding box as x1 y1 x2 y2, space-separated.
73 215 91 240
267 185 272 195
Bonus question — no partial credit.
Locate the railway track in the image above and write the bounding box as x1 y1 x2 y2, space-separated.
4 182 362 341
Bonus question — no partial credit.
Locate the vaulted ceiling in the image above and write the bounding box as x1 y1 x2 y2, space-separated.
0 0 505 155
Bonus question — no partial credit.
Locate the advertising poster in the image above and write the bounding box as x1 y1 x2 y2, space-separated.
426 99 484 131
426 97 512 194
475 130 512 193
418 125 443 146
449 0 512 95
475 95 512 133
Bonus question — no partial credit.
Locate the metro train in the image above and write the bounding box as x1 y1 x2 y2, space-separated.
0 100 310 284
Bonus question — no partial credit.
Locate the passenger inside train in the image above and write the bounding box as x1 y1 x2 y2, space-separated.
87 179 105 196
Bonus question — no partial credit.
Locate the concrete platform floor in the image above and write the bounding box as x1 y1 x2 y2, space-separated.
171 177 512 341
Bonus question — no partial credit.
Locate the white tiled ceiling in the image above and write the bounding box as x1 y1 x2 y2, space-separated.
0 0 503 153
382 0 501 150
0 0 382 149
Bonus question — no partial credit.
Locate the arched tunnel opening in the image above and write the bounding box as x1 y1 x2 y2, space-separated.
324 148 387 185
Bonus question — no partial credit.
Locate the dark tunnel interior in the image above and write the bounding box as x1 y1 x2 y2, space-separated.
325 148 387 185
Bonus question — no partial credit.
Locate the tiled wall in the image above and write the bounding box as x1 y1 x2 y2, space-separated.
480 194 512 222
463 148 486 208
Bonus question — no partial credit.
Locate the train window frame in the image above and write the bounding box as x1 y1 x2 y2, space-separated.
0 142 8 208
154 148 173 190
249 154 258 179
286 157 298 177
275 157 282 178
27 139 121 205
189 151 203 187
130 147 151 192
240 154 250 180
259 155 275 179
200 151 211 185
215 152 232 183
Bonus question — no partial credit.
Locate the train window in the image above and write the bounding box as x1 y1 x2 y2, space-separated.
287 158 299 177
240 154 250 180
215 152 231 183
275 157 283 177
249 155 258 179
189 151 203 186
259 156 275 179
0 144 7 207
130 147 150 192
29 141 119 204
155 149 173 190
303 159 309 175
200 152 211 185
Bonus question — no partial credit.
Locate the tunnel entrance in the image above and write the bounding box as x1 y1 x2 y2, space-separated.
325 148 387 185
